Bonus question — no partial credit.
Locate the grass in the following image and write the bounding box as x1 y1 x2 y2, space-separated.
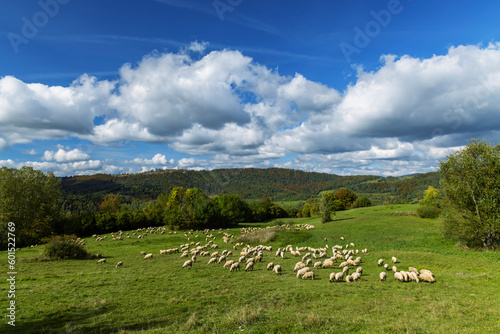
2 204 500 333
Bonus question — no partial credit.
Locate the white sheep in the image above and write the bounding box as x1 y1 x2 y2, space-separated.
351 272 361 281
296 267 310 279
182 260 193 268
345 274 353 282
356 267 363 274
322 259 335 268
302 271 315 280
218 255 226 264
384 263 389 270
293 262 306 272
313 261 323 269
97 258 106 264
334 272 344 282
116 261 123 268
244 261 254 271
305 258 312 266
409 267 419 275
230 262 240 272
392 266 397 273
379 271 387 281
394 272 404 282
238 255 246 263
223 260 235 268
392 256 397 264
273 264 281 275
144 253 153 259
419 272 436 283
329 272 336 282
378 259 384 266
208 257 217 265
267 262 274 270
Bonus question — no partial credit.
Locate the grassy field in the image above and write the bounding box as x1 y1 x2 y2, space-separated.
2 204 500 333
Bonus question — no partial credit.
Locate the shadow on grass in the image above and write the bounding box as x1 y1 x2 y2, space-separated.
2 304 171 334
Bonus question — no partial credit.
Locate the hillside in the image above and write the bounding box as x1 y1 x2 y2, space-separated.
60 168 440 205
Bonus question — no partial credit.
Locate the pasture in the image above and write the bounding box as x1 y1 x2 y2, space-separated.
2 204 500 333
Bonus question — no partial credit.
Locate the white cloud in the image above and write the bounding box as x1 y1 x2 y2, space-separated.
42 147 91 162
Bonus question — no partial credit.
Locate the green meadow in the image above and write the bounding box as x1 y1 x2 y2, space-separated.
2 204 500 333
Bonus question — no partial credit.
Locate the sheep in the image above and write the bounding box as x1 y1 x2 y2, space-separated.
394 272 404 282
329 272 336 282
182 260 193 268
144 253 153 259
351 272 361 281
115 261 123 268
378 259 384 266
97 258 106 264
339 261 349 268
140 251 146 255
208 257 217 265
218 255 226 264
342 266 349 274
255 255 263 263
230 262 240 272
419 272 436 283
384 263 389 270
273 264 281 275
379 272 387 281
305 258 312 266
245 261 255 271
302 271 315 280
238 256 246 263
408 271 419 282
334 272 344 282
267 262 274 270
400 271 409 282
392 266 397 273
223 260 235 268
191 255 196 262
392 256 397 264
293 262 306 272
322 259 335 268
275 248 281 257
356 267 363 274
420 269 434 277
296 267 310 278
345 274 353 282
409 267 419 275
246 257 255 264
313 261 323 269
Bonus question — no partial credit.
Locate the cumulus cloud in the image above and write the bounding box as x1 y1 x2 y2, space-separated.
42 147 91 162
2 43 500 176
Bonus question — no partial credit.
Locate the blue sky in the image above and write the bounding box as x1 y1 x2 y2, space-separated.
1 0 500 176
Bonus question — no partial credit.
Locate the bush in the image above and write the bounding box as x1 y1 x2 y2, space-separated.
42 235 91 260
237 229 276 244
417 206 442 219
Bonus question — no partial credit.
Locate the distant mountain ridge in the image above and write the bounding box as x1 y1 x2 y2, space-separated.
60 168 440 205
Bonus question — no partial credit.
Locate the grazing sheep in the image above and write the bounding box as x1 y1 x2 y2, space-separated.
322 259 335 268
378 259 384 266
267 262 274 270
255 255 263 263
238 256 246 263
329 272 336 282
342 266 349 274
275 248 281 257
334 272 344 282
400 271 409 282
420 269 434 277
223 260 235 268
140 251 146 255
208 257 217 265
293 262 306 272
245 261 255 271
392 256 397 264
305 258 312 266
384 263 389 270
191 255 196 262
144 253 153 259
273 264 281 275
356 267 363 274
230 262 240 272
218 255 226 264
351 272 361 281
246 257 255 264
302 271 315 280
419 272 436 283
339 261 349 268
409 267 419 275
296 267 310 278
408 271 419 282
182 260 193 268
394 272 404 282
97 258 106 264
345 274 353 282
392 266 397 273
115 261 123 268
313 261 323 269
380 272 387 281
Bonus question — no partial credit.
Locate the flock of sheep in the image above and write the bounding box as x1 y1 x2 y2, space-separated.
93 224 436 284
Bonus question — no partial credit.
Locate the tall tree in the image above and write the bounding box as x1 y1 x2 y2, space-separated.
0 167 61 248
439 139 500 249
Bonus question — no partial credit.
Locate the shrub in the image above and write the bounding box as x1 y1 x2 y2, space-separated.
237 229 276 244
42 235 91 260
417 206 442 219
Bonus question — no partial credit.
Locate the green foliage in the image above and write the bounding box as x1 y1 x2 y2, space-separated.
352 196 372 208
333 188 358 209
42 235 91 260
439 139 500 249
0 166 61 248
417 205 442 219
